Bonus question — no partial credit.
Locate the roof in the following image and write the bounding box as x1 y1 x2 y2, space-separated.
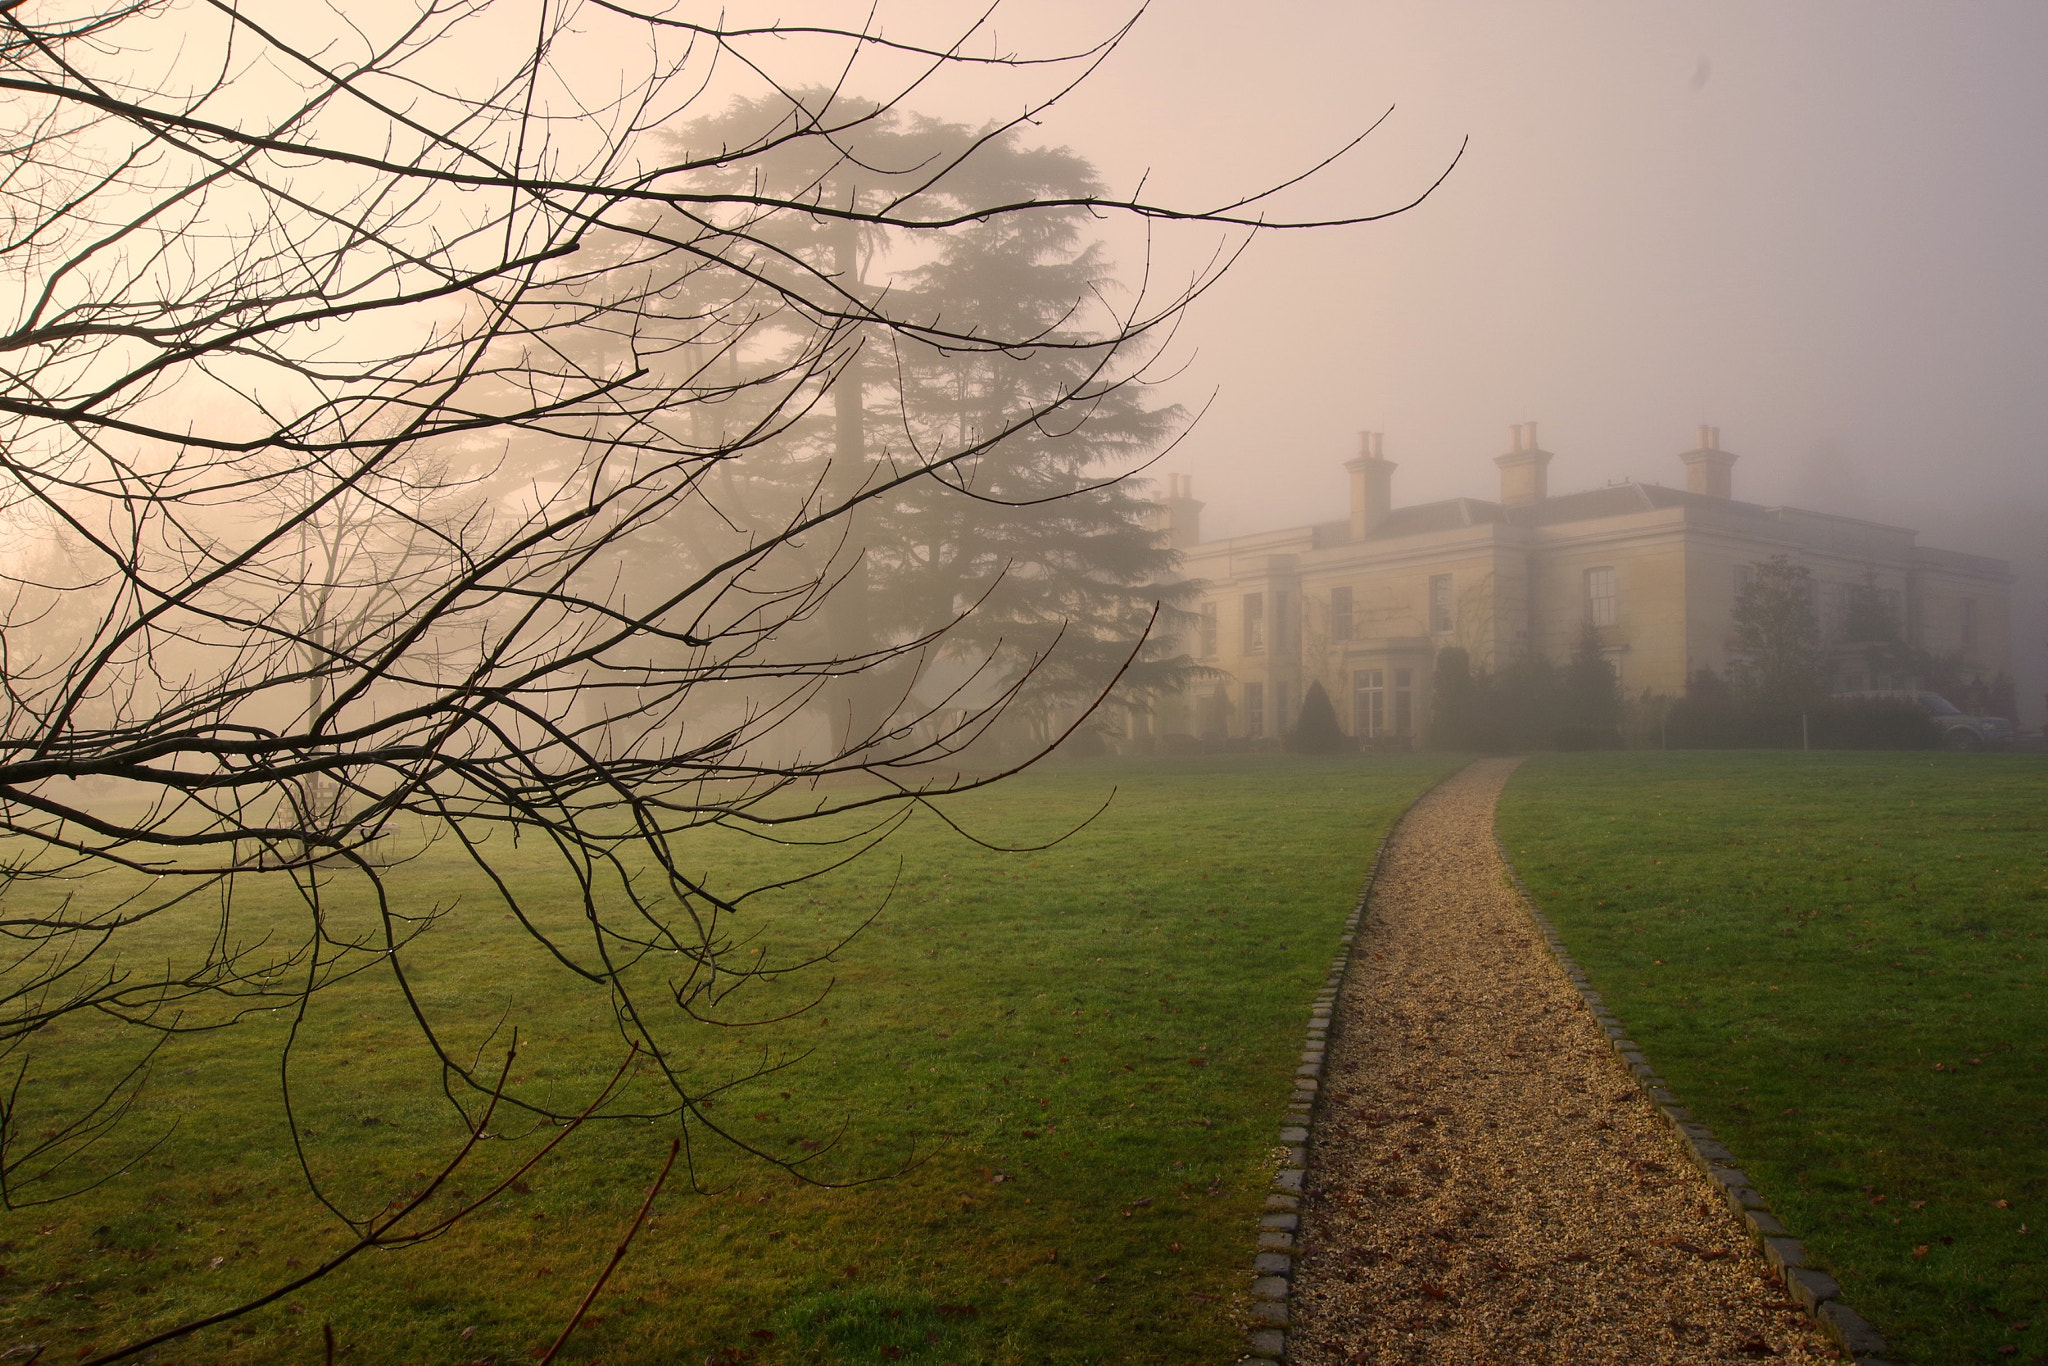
1366 498 1507 538
1356 485 1731 539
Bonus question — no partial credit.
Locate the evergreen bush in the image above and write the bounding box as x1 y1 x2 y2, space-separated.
1287 680 1348 753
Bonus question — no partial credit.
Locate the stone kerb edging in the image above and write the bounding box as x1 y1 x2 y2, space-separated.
1491 835 1899 1366
1233 821 1397 1366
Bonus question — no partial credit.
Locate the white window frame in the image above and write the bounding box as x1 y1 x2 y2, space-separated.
1428 574 1453 634
1584 566 1617 628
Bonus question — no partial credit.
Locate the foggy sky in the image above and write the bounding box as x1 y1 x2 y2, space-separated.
794 0 2047 717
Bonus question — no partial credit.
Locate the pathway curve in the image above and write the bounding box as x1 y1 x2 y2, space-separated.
1287 758 1841 1365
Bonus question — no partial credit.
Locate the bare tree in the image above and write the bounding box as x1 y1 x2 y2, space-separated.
0 0 1451 1353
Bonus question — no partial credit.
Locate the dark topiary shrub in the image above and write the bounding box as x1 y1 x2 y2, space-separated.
1287 680 1347 754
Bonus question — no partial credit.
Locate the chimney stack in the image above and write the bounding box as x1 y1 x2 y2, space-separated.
1679 423 1737 499
1347 430 1396 539
1494 420 1552 504
1162 472 1204 548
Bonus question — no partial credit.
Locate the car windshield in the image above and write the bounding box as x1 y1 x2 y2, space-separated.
1920 694 1963 716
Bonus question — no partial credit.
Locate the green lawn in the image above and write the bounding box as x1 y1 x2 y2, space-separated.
0 754 1456 1365
1500 751 2048 1366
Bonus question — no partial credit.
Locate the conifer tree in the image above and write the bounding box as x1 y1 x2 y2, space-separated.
616 95 1203 753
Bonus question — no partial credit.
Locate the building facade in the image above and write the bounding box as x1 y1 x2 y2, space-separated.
1143 425 2015 745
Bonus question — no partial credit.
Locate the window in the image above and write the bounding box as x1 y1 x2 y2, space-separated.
1245 682 1265 738
1273 590 1289 653
1330 586 1354 643
1276 680 1296 735
1583 566 1617 627
1734 563 1752 597
1198 603 1218 658
1961 597 1978 646
1243 593 1265 653
1826 582 1850 637
1393 668 1413 735
1353 668 1385 738
1428 574 1453 633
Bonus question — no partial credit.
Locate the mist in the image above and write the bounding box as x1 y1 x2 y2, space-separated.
850 0 2048 723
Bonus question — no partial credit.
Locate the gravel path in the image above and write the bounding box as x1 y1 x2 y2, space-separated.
1287 758 1842 1365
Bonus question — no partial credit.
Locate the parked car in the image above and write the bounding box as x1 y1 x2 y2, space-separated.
1835 690 2016 750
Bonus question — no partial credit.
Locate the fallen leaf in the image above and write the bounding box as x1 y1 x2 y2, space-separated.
1420 1282 1449 1300
748 1330 775 1342
1912 1245 1929 1259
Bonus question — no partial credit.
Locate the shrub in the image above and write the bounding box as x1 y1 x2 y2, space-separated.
1553 723 1624 751
1805 699 1940 750
1287 681 1348 754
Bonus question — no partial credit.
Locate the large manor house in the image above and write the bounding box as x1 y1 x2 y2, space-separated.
1138 424 2014 746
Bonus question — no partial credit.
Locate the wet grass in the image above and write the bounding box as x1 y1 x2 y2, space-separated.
0 753 1458 1364
1499 751 2048 1365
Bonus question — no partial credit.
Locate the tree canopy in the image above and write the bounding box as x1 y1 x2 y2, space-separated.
1732 555 1828 704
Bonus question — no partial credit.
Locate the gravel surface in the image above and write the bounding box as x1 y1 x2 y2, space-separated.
1288 758 1842 1365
